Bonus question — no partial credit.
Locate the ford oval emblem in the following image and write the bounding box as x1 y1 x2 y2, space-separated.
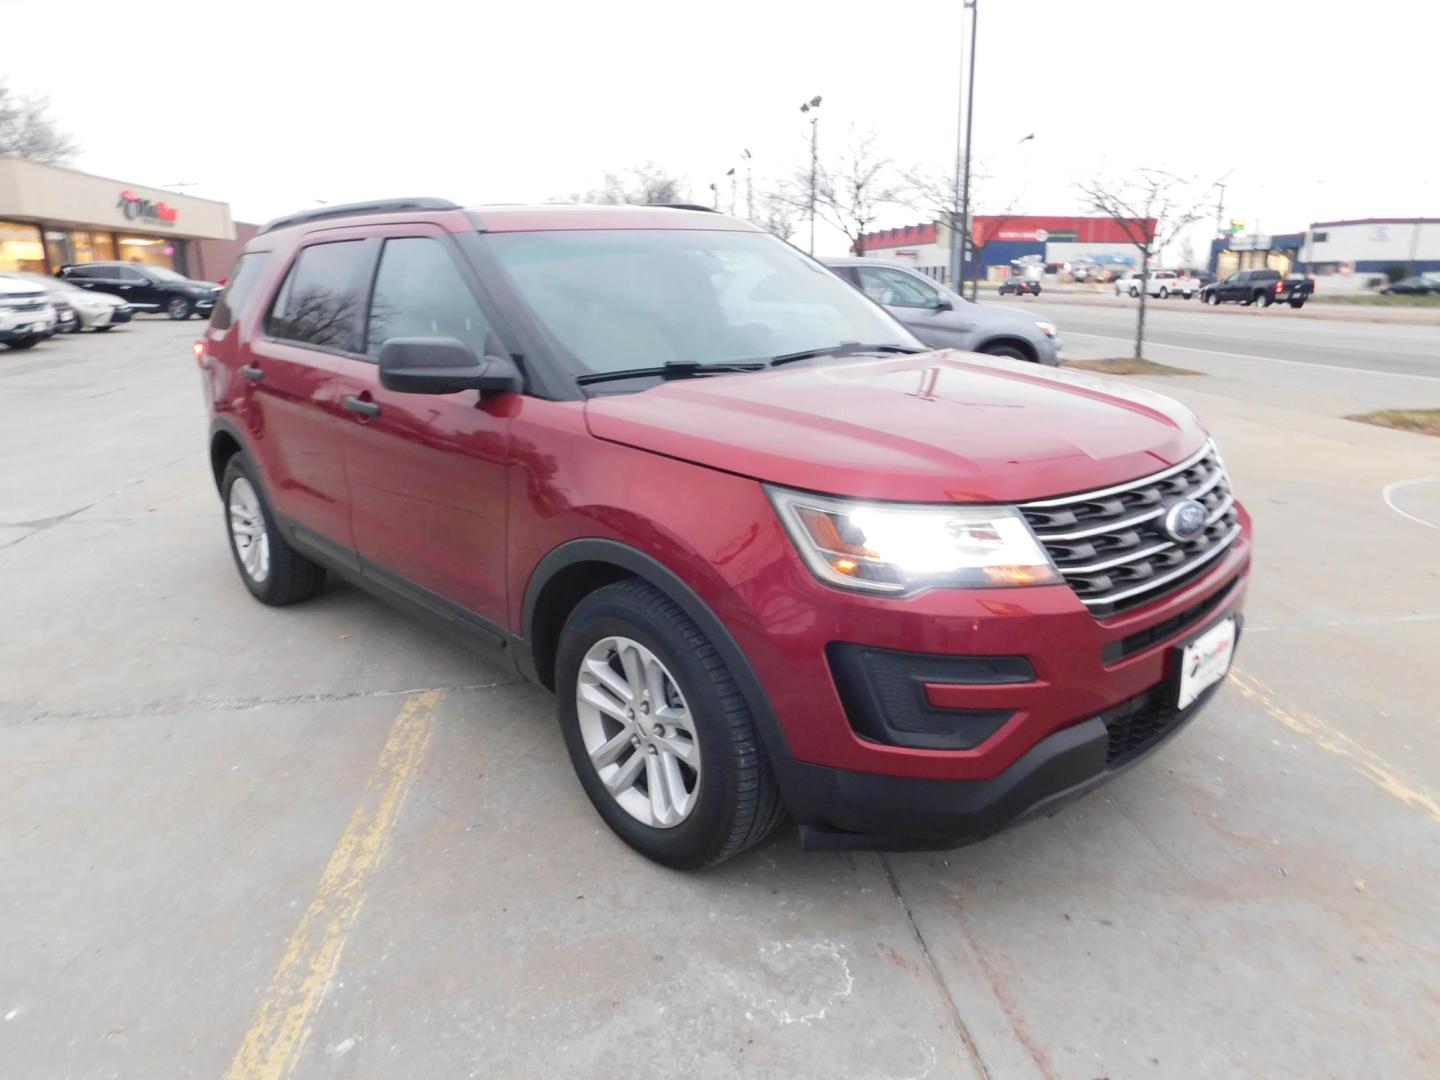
1162 498 1209 541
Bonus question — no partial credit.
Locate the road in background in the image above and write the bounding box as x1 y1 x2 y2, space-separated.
3 323 1438 1078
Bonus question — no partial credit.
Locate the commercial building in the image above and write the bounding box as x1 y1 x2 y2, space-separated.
1209 217 1440 280
853 215 1153 282
0 156 238 279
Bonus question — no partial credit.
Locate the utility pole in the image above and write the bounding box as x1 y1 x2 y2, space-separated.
1214 181 1226 238
801 96 822 254
958 0 978 299
726 167 737 215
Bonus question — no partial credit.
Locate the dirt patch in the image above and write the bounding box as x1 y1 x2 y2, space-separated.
1346 409 1440 437
1062 357 1201 376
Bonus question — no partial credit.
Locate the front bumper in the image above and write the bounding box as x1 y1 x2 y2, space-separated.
0 316 55 341
781 655 1232 851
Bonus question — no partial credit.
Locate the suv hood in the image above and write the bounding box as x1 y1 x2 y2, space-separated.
584 351 1208 503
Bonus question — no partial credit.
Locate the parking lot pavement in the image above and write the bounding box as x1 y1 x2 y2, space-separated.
3 322 1438 1078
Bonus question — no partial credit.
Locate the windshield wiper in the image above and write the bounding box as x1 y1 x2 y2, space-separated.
767 342 924 367
575 360 768 387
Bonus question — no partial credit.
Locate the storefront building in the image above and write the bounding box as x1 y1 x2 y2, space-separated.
0 156 235 278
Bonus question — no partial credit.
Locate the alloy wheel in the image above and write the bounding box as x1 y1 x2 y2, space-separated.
575 636 701 828
228 477 271 584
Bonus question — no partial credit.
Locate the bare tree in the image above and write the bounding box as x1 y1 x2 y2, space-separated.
561 163 689 205
1076 169 1212 359
0 80 79 164
1176 235 1198 272
902 164 1022 295
803 130 903 256
757 187 800 242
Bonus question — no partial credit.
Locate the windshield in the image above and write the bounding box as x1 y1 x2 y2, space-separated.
485 229 916 377
144 266 187 282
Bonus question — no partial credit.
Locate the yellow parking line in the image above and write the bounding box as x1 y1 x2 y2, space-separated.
1228 669 1440 823
223 690 445 1080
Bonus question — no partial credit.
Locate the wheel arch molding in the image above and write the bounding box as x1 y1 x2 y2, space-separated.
519 538 795 766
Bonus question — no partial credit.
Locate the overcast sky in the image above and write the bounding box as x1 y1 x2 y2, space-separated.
3 0 1434 259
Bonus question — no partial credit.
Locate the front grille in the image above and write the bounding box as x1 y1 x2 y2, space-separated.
1020 443 1240 616
7 299 46 313
1100 686 1176 764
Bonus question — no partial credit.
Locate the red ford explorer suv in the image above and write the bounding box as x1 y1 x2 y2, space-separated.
198 199 1249 869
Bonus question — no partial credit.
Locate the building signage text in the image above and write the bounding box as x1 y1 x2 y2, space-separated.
117 190 179 226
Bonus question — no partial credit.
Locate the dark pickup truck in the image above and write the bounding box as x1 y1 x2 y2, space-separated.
1200 268 1314 309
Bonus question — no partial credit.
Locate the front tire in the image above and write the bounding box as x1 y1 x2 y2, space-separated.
166 296 193 320
980 343 1035 362
3 336 39 350
220 455 326 605
556 579 785 869
94 324 115 332
1129 286 1139 298
1206 292 1220 305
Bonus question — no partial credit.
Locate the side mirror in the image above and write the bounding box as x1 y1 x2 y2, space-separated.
378 337 521 396
933 296 953 312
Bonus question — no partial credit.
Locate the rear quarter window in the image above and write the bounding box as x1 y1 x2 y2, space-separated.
265 240 368 353
210 252 271 331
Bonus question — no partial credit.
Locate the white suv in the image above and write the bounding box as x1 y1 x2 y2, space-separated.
0 277 56 350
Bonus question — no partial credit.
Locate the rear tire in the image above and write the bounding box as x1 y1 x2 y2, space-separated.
1254 291 1272 308
1129 286 1139 298
556 579 785 869
220 455 326 606
94 325 115 332
1158 286 1169 299
1289 299 1306 309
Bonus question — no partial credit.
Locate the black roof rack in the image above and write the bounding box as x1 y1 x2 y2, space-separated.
257 197 461 236
654 203 720 213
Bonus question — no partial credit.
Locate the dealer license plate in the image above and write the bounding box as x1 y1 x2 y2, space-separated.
1177 616 1236 710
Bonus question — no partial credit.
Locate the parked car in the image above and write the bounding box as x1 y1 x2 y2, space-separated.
1189 271 1216 287
201 198 1250 869
0 276 57 350
1200 268 1314 308
822 258 1058 363
1113 270 1197 299
1380 274 1440 296
55 262 221 320
1 272 133 331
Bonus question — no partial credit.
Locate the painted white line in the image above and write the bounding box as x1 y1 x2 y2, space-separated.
1063 331 1440 382
1246 612 1440 633
1382 477 1440 531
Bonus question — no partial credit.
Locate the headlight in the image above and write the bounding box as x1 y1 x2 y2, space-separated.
767 486 1060 594
1035 321 1057 339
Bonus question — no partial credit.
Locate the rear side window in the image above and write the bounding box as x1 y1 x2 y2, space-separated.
210 252 271 330
64 266 97 280
364 237 492 359
266 240 367 352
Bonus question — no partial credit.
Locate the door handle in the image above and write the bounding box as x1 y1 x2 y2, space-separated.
343 395 381 418
240 365 264 382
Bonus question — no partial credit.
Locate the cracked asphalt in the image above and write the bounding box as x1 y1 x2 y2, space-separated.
2 320 1438 1078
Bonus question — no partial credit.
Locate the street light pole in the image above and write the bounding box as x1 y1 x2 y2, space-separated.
958 0 978 299
801 96 822 254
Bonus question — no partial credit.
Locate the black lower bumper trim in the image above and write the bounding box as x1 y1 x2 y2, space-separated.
783 677 1224 853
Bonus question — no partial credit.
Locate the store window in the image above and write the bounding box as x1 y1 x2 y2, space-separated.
68 230 117 263
117 235 180 270
0 221 47 273
44 230 69 272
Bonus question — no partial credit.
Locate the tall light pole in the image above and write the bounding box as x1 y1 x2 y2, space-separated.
957 0 979 299
801 95 822 254
741 149 754 221
726 167 737 215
